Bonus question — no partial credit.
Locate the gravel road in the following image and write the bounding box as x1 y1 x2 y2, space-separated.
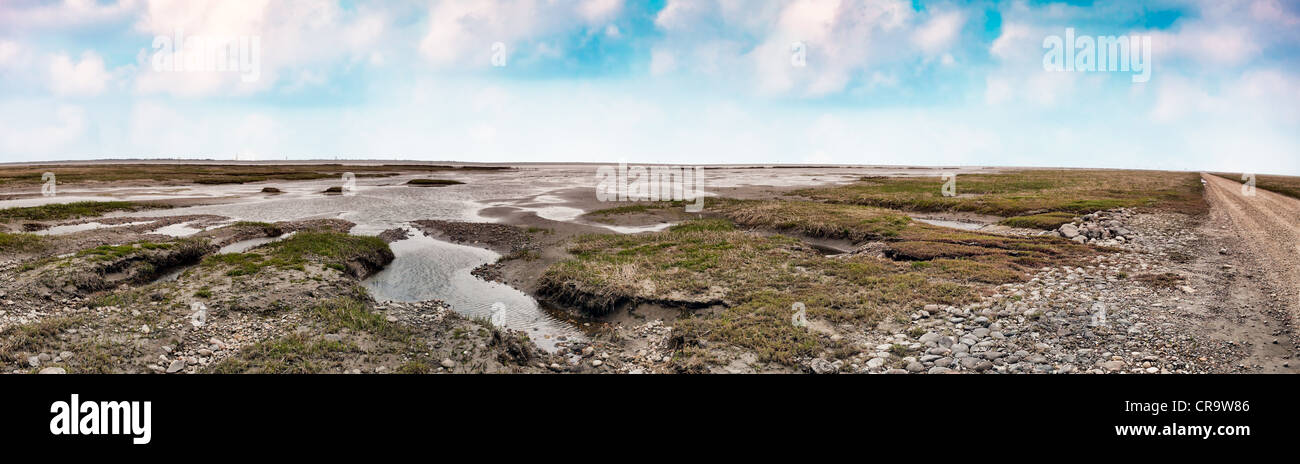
1202 173 1300 371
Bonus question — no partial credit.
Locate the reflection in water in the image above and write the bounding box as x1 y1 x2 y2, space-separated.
912 217 987 231
362 229 581 350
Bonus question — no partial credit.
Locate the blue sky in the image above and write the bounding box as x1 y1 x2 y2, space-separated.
0 0 1298 174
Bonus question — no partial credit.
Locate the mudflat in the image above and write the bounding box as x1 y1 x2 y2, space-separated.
2 163 1297 374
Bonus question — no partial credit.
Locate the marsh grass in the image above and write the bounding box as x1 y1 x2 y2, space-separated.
209 296 414 374
796 169 1206 219
202 232 392 278
0 316 86 364
0 201 169 221
539 218 983 364
542 197 1101 366
208 333 351 374
997 212 1078 230
0 232 46 253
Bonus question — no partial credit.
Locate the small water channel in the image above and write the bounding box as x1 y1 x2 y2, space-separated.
361 228 583 350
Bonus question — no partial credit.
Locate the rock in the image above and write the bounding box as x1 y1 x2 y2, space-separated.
166 359 185 373
58 351 73 361
440 359 456 369
591 360 603 367
197 349 213 357
27 356 40 368
810 358 838 374
323 334 343 343
1058 223 1080 238
927 367 955 374
866 357 887 369
1100 360 1125 372
38 367 67 374
906 362 925 373
960 357 985 370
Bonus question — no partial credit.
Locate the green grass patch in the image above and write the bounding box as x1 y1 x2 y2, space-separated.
207 333 350 374
0 201 168 221
0 232 46 253
998 212 1078 230
0 316 85 364
201 231 391 277
714 199 911 241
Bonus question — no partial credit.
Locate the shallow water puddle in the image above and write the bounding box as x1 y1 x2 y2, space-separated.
34 221 152 236
595 222 676 234
362 228 581 351
217 232 295 254
912 217 987 231
148 222 207 237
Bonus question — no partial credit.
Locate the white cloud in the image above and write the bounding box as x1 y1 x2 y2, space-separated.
913 11 965 55
651 0 978 96
579 0 622 23
649 48 676 76
49 51 112 96
0 0 141 30
0 41 20 65
132 0 391 96
419 0 624 67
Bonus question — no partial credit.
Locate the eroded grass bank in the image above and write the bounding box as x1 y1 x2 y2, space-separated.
539 202 1099 366
0 220 552 374
0 201 170 221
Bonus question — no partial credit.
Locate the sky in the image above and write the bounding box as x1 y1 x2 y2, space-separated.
0 0 1297 174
